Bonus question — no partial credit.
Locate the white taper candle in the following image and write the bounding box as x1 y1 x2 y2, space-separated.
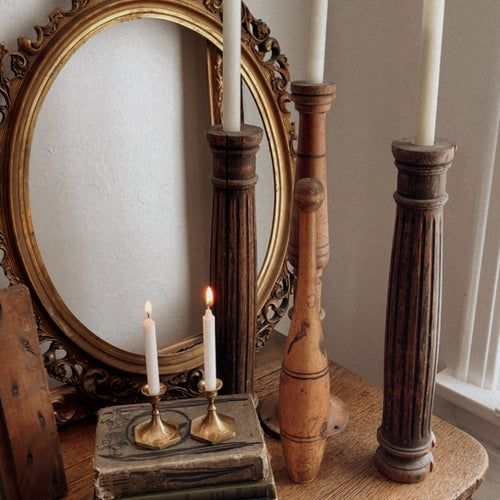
414 0 446 146
203 287 217 391
305 0 329 84
143 300 161 396
222 0 241 132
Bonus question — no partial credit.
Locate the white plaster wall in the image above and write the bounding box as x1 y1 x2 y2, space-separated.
1 0 499 386
29 19 213 353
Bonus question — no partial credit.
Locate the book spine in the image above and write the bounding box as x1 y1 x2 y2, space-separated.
120 480 276 500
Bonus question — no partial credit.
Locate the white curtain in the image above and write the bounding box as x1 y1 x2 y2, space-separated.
430 0 500 399
455 116 500 392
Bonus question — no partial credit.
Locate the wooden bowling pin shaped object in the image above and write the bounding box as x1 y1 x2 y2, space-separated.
279 177 330 483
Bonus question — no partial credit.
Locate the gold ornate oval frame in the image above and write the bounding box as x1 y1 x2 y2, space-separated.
0 0 295 421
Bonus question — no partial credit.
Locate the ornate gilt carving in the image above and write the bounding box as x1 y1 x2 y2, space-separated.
18 8 66 55
242 5 289 94
256 261 292 349
0 45 27 124
203 0 222 14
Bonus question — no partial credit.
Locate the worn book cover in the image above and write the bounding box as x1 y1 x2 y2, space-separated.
119 466 277 500
94 394 271 499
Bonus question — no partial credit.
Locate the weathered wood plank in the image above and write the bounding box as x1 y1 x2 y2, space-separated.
0 284 67 499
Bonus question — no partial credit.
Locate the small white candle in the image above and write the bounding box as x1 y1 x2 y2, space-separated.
203 287 217 391
143 300 161 396
222 0 241 132
414 0 446 146
305 0 329 84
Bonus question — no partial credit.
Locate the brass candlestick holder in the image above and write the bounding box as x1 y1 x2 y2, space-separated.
190 379 236 445
134 383 180 450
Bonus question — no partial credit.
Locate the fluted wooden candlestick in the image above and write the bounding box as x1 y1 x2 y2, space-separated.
376 138 456 483
280 177 330 483
207 124 262 395
288 82 336 309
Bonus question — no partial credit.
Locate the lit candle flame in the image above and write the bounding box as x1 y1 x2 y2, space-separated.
205 287 214 308
144 300 152 317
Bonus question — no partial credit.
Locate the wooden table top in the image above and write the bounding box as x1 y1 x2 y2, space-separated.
59 332 488 499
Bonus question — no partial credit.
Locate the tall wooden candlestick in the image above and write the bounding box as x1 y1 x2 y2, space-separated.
375 138 455 483
280 177 330 483
259 81 348 439
288 82 336 312
207 124 262 395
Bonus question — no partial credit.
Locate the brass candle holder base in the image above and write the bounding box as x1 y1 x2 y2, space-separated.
190 379 236 445
134 384 180 450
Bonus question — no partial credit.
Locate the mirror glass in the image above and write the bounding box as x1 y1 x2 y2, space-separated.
29 18 274 354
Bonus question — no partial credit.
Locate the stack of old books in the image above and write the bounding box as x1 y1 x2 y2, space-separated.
93 393 277 500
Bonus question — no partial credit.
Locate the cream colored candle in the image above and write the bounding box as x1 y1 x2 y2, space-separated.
305 0 329 84
142 300 161 396
222 0 241 132
414 0 446 146
203 287 217 391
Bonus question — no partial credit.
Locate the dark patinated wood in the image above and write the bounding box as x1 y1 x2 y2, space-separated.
58 331 487 499
279 178 330 483
0 284 67 499
206 124 263 395
375 139 456 483
288 82 336 308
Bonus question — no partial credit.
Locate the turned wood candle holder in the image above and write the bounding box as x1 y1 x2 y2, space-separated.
375 138 456 483
259 81 348 438
280 177 330 484
206 124 262 396
288 81 336 310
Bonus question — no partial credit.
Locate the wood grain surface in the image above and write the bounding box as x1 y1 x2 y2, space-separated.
59 331 488 499
0 284 67 499
206 124 262 396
